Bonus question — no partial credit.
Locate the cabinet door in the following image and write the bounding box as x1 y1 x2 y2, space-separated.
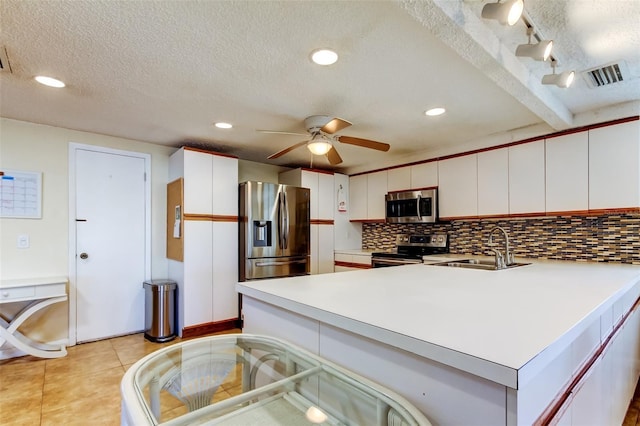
211 155 238 216
546 132 589 213
300 170 319 220
589 120 640 210
410 162 438 189
317 172 335 220
387 167 411 192
438 155 478 218
509 141 545 214
309 224 319 275
212 221 238 321
367 171 388 220
183 220 213 327
317 224 335 274
183 150 213 214
477 149 509 216
349 175 368 220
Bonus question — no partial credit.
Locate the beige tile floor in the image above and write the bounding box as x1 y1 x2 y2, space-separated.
1 330 639 425
0 329 240 426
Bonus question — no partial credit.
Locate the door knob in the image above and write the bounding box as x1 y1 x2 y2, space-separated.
79 253 89 259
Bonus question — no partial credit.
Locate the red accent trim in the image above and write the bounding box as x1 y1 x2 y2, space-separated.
349 116 639 177
183 146 238 159
311 219 334 225
300 167 335 175
334 261 372 269
349 219 386 223
184 214 238 222
181 318 241 339
535 295 640 425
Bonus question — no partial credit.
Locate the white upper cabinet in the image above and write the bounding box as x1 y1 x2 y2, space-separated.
349 174 368 221
183 149 214 214
477 149 509 216
211 154 238 216
387 167 411 192
546 132 589 213
280 168 335 220
410 162 438 189
589 120 640 210
438 155 478 218
317 172 335 220
366 170 388 220
509 141 546 214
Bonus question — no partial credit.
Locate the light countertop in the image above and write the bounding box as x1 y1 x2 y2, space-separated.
237 259 640 388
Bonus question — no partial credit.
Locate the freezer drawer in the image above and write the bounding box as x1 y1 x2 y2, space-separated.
244 256 310 280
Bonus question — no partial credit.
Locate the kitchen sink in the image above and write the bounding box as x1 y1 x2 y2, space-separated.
431 259 531 271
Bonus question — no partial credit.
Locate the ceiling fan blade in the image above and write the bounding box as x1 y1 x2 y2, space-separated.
257 130 308 137
320 118 352 134
267 141 308 159
337 135 390 152
326 146 343 165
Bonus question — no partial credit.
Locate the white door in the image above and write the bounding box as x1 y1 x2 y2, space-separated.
75 148 147 342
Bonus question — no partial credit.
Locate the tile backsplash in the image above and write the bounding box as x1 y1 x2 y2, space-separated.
362 213 640 265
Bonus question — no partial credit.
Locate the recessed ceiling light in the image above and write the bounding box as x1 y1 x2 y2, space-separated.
34 75 65 88
214 122 233 129
310 49 338 66
425 107 446 116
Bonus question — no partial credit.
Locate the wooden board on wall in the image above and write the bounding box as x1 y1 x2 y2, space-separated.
167 178 184 261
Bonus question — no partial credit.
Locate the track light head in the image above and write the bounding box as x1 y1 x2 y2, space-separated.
542 70 575 88
516 39 553 61
481 0 524 26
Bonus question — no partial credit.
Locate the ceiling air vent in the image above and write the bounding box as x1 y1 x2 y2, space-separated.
583 61 627 88
0 46 12 73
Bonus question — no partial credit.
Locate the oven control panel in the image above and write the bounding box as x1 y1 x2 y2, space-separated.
395 233 448 249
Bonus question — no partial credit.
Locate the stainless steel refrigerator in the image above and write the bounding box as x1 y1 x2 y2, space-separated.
239 181 310 281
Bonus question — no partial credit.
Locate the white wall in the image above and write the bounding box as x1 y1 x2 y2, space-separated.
0 118 174 349
238 159 290 184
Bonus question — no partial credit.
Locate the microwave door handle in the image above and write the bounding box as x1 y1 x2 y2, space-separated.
416 194 422 221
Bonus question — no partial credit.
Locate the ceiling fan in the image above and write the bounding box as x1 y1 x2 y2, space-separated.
259 115 390 165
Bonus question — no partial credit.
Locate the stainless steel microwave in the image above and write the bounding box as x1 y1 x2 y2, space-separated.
385 188 438 223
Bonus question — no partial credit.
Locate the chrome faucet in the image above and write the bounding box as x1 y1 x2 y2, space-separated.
487 226 514 269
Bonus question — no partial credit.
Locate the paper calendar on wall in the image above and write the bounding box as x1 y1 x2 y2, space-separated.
0 169 42 219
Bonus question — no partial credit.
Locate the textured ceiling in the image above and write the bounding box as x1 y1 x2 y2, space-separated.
1 0 638 174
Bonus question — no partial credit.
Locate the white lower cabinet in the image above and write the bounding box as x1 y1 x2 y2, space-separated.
311 224 334 274
334 251 372 272
180 220 238 330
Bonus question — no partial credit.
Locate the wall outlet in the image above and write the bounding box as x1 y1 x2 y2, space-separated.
17 234 29 249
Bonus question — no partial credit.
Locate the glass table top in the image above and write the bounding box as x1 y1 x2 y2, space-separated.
121 333 431 426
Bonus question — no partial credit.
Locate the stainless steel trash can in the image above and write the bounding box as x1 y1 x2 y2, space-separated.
143 280 177 342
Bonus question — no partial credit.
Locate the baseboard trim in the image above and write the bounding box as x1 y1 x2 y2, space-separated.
181 318 241 339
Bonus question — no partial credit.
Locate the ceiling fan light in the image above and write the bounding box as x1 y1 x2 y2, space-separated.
515 39 553 61
307 136 333 155
481 0 524 26
542 70 575 88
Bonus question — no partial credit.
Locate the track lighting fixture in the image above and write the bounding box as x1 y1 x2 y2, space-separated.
481 0 524 26
541 60 575 88
516 27 553 61
307 134 333 155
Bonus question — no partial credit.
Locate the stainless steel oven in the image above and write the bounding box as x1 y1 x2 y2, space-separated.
385 188 437 223
371 234 448 267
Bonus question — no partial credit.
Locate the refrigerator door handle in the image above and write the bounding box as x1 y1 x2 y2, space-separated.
282 191 289 249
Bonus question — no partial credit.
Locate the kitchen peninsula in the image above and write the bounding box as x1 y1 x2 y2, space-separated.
237 260 640 425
